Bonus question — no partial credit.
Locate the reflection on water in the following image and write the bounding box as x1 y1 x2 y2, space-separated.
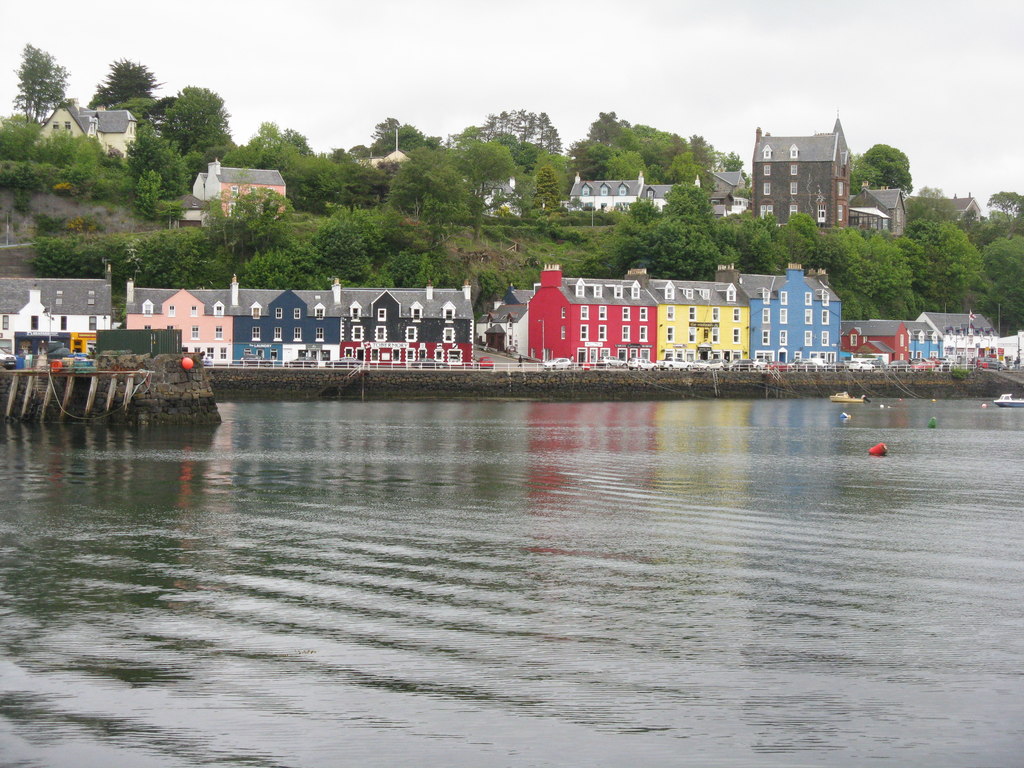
1 398 1022 767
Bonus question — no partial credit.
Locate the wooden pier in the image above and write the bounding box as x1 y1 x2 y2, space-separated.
3 369 148 422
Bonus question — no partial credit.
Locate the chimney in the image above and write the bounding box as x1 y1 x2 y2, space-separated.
574 172 580 185
426 281 433 301
231 274 239 306
105 261 112 284
716 263 740 285
625 267 649 287
463 280 471 301
638 172 645 187
332 277 341 304
862 181 869 189
126 278 134 304
210 158 221 179
540 263 563 288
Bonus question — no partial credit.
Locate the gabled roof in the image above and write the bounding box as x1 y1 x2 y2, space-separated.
341 287 473 319
713 171 744 190
212 166 286 187
649 279 742 306
51 101 136 135
0 277 111 315
918 311 996 333
552 277 656 306
841 319 905 336
755 118 847 164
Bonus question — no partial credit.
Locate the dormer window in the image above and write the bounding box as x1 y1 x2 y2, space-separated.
665 284 675 301
593 285 602 298
315 305 325 319
411 303 423 320
613 286 623 299
685 288 693 299
617 183 628 196
575 281 585 298
647 188 654 199
600 184 610 196
443 304 455 320
251 305 261 319
213 302 224 317
142 300 153 317
700 289 709 300
581 184 592 196
726 286 736 302
349 303 361 319
631 285 640 300
790 145 799 159
762 145 773 160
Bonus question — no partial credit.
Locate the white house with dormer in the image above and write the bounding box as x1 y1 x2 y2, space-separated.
568 173 673 211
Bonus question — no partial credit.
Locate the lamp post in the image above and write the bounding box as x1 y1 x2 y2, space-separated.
537 318 546 361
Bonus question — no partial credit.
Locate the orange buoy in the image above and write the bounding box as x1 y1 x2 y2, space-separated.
181 356 194 371
868 442 887 457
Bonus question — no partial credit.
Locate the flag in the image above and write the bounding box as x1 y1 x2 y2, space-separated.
969 311 976 322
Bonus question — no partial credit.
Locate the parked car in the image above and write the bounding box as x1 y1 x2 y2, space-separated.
542 357 574 370
793 358 829 370
888 359 911 371
326 359 362 368
976 359 1007 370
596 356 628 368
477 356 495 369
658 358 692 370
627 358 657 370
286 359 319 368
237 355 275 367
910 360 938 370
412 360 450 369
845 359 877 371
1 352 16 370
702 360 727 370
767 362 792 371
728 358 765 371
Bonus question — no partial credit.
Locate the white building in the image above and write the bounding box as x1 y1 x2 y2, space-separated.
568 173 673 211
0 271 113 355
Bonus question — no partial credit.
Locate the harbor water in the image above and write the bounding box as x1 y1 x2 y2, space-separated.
1 398 1022 767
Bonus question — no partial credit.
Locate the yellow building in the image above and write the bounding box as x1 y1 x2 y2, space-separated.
650 278 749 362
41 100 136 157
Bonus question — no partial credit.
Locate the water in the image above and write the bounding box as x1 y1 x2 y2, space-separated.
1 398 1022 767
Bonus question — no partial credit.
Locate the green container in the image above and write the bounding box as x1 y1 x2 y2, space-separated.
95 329 182 356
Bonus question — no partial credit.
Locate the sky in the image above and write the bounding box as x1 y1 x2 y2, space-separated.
2 0 1022 212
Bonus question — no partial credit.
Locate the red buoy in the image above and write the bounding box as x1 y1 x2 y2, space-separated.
868 442 887 457
181 356 194 371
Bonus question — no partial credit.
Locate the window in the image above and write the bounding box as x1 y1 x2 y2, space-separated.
168 305 176 317
621 326 630 342
780 291 788 306
575 282 585 298
622 307 630 321
762 308 770 323
561 307 567 319
851 334 858 346
804 309 813 324
600 184 609 196
711 328 719 343
805 292 813 306
822 331 830 346
252 307 261 319
821 292 829 307
779 309 788 324
666 306 675 321
1 316 7 330
412 306 422 321
593 285 602 298
763 164 771 176
405 326 417 342
293 328 302 342
315 307 324 319
444 307 455 320
712 307 720 322
821 310 830 325
443 328 455 343
598 325 607 341
580 325 589 341
780 330 788 345
733 328 741 343
838 181 845 196
790 204 799 216
599 306 607 320
763 182 771 195
294 308 302 320
377 308 386 321
275 308 283 319
837 205 844 222
214 303 224 317
191 326 200 340
639 326 648 342
689 328 697 343
59 316 67 331
762 330 770 345
631 286 640 300
817 203 827 222
666 327 674 342
763 146 772 160
790 182 798 195
251 327 261 341
790 164 798 175
760 204 773 217
733 308 741 322
142 301 153 316
580 306 589 320
89 316 97 331
352 326 364 342
273 327 282 341
350 305 361 319
689 307 697 321
190 306 198 317
790 145 799 159
581 184 591 196
618 183 628 195
805 331 813 346
665 285 675 301
215 326 223 340
219 348 227 360
375 326 387 341
639 307 648 321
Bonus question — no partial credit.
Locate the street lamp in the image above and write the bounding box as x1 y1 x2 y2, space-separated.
536 318 546 361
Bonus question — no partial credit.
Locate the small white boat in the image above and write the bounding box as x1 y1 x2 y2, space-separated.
992 393 1024 408
829 391 868 403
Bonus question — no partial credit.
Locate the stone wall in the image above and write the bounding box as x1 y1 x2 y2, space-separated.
207 367 1019 402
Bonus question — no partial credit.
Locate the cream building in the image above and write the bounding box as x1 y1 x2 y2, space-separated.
41 100 137 157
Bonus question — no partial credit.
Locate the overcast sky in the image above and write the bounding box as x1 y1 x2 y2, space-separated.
3 1 1022 211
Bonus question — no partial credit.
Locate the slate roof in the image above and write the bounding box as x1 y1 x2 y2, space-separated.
840 319 904 336
649 279 742 306
179 194 204 210
0 277 111 315
950 196 978 212
570 179 673 200
919 311 996 333
713 171 744 190
482 303 528 323
59 102 135 134
199 167 286 188
556 277 657 306
755 118 847 164
736 271 840 303
340 287 473 319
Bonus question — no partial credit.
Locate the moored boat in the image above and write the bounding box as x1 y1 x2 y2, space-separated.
830 391 868 403
992 393 1024 408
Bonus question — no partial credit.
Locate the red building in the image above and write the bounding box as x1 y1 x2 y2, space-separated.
528 264 657 363
840 319 909 361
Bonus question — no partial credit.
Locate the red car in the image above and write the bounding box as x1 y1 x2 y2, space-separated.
477 357 494 369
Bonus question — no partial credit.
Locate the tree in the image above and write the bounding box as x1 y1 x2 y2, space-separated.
90 59 161 108
907 187 958 224
0 115 42 160
241 244 322 289
205 188 293 268
587 111 630 144
535 165 562 212
852 144 913 194
162 87 232 157
126 122 189 198
455 140 516 234
981 236 1024 333
389 148 471 244
14 44 69 122
987 191 1024 237
369 118 440 156
134 170 163 219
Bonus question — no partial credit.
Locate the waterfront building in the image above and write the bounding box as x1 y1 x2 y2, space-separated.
649 278 748 363
477 286 533 355
528 265 657 363
917 311 998 365
1 272 112 355
840 319 910 362
722 263 841 363
752 118 851 227
904 321 944 360
339 283 474 365
126 283 234 363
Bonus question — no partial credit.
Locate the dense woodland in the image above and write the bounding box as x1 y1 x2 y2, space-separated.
4 47 1024 333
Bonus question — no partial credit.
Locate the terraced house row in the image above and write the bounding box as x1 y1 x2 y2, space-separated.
125 277 474 365
526 264 841 365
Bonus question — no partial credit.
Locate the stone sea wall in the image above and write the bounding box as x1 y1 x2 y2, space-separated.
208 367 1019 402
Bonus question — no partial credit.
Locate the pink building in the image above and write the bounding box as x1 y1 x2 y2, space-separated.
192 160 286 215
124 282 234 363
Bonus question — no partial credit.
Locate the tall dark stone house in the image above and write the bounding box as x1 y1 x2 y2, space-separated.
752 118 851 227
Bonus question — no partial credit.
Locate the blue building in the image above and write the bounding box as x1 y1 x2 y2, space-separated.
905 321 944 360
718 264 841 364
231 287 342 364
